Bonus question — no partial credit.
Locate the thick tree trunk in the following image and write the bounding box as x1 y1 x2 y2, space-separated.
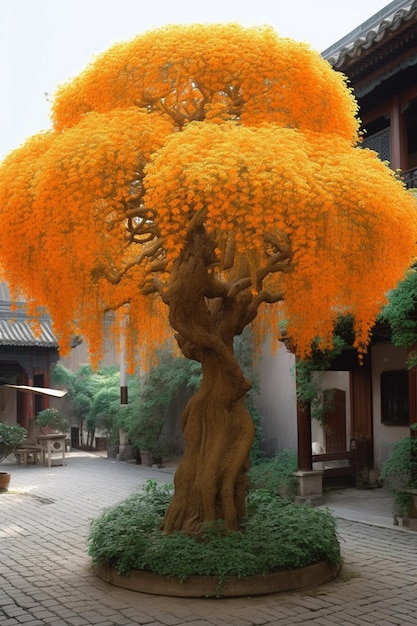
161 225 255 534
162 349 254 534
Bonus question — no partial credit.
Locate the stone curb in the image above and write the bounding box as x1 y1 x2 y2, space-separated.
95 560 340 598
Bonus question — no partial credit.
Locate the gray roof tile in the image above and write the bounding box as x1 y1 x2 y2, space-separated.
0 318 57 347
323 0 417 67
0 283 57 348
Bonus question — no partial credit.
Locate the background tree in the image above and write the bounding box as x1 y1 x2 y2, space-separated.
0 24 416 534
379 266 417 368
51 364 97 446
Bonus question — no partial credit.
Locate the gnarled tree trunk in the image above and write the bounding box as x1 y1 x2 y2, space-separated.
161 225 256 534
162 350 254 534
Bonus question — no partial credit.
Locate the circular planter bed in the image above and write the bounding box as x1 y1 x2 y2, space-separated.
95 560 340 598
88 482 342 598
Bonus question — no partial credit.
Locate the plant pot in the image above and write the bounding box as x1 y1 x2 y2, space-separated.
0 471 11 491
119 444 138 462
400 488 417 518
140 451 153 467
95 437 107 452
106 443 119 459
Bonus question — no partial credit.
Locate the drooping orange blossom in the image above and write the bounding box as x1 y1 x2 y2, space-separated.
0 24 416 533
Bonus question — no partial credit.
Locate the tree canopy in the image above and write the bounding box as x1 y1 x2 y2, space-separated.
0 24 414 365
0 24 416 532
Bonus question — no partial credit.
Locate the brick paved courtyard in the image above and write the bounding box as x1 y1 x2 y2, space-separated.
1 452 417 625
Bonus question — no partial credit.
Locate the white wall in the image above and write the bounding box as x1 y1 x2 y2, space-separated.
241 335 413 468
255 339 355 457
255 341 297 455
371 342 409 470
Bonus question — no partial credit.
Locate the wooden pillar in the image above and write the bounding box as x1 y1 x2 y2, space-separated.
27 376 35 420
390 96 407 171
350 358 373 467
17 370 29 430
350 362 373 440
44 371 50 410
297 399 312 471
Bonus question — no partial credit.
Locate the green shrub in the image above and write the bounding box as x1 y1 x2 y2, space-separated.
35 408 68 432
248 449 298 496
0 422 27 462
88 479 340 593
380 432 417 515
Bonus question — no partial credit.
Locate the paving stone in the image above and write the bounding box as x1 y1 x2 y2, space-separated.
2 453 417 626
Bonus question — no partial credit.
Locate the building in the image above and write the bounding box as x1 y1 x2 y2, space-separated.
257 0 417 484
0 283 59 429
325 0 417 183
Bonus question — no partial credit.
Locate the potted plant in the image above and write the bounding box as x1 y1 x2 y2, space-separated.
135 416 164 467
127 412 164 467
123 351 187 467
380 424 417 526
0 422 27 490
88 385 125 457
35 408 69 434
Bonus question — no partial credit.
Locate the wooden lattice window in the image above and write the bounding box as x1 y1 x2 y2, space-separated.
362 127 391 163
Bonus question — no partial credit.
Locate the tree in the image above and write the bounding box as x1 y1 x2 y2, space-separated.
379 267 417 368
51 364 97 446
0 24 416 534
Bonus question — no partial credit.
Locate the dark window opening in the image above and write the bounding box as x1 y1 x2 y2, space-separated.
381 370 409 426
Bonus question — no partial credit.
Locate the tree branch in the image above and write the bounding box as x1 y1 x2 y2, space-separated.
92 237 166 285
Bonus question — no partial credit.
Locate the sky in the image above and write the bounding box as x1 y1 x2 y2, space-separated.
0 0 393 160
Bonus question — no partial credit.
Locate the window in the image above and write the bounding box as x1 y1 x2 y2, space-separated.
362 126 391 163
381 370 409 426
362 116 391 164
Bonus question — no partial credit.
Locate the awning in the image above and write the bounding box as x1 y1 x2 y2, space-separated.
4 384 67 397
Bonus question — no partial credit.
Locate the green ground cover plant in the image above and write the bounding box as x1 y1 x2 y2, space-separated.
88 480 341 590
248 449 298 496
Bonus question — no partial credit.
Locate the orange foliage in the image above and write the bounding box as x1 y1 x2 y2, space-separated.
51 24 359 141
0 23 415 366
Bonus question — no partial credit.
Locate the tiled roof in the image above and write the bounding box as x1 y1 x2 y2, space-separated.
323 0 417 67
0 283 57 348
0 318 57 348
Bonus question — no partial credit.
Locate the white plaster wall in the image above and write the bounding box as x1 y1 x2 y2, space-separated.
255 341 297 455
371 342 409 471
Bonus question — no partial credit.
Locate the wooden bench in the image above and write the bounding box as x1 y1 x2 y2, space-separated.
312 450 356 486
15 446 42 465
